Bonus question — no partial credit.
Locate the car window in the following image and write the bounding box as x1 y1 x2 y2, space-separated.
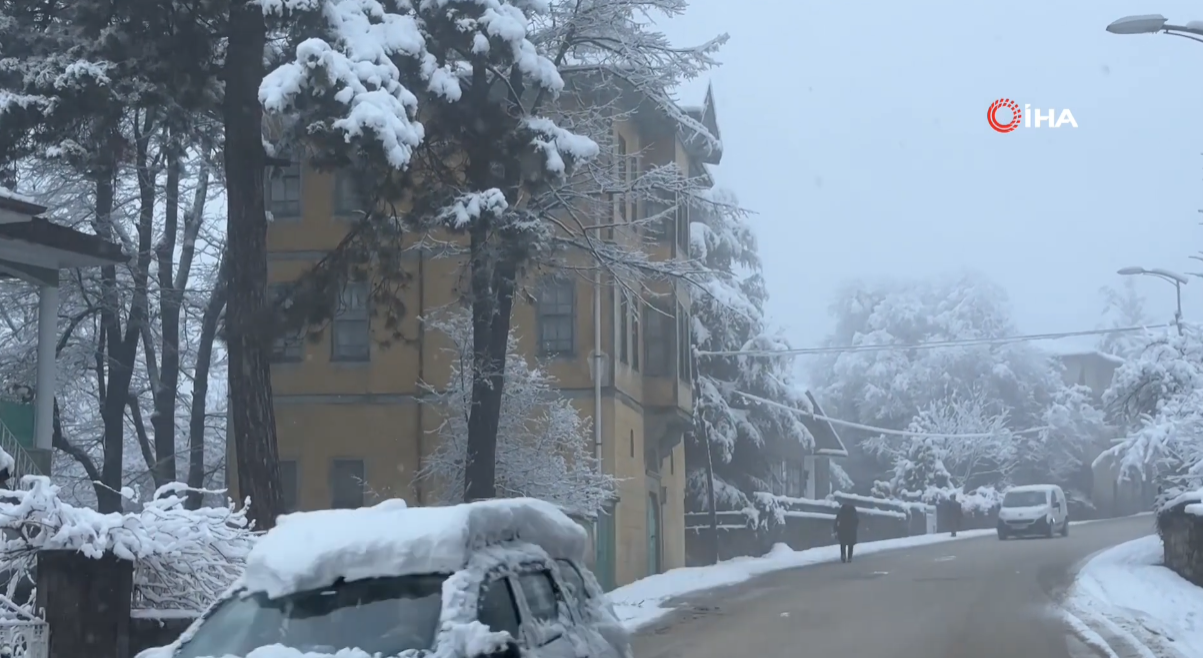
478 577 521 638
554 559 590 604
174 575 447 658
516 571 560 623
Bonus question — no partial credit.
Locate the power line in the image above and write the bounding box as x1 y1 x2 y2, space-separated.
699 324 1171 358
731 390 1050 440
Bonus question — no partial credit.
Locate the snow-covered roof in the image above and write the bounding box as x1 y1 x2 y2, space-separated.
0 186 46 220
1006 484 1060 493
242 497 588 598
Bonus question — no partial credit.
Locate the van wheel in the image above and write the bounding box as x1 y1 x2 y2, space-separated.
997 530 1007 541
1061 520 1069 537
1045 522 1055 539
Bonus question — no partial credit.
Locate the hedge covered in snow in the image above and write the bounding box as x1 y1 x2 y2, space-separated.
0 476 256 613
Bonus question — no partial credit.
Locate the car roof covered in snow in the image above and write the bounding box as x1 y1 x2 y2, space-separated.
242 497 588 599
1007 484 1060 493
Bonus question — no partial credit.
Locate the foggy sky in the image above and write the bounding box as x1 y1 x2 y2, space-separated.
664 0 1203 364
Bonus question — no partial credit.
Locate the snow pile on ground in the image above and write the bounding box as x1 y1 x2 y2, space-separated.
0 477 255 612
608 529 994 631
243 497 587 598
1063 534 1203 658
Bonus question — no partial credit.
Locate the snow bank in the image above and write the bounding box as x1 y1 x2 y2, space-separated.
1063 534 1203 658
243 497 587 598
608 528 994 631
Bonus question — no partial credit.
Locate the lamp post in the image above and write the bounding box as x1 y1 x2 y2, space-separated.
1106 14 1203 45
1117 266 1187 333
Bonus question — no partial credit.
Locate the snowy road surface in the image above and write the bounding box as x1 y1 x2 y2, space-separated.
631 515 1154 658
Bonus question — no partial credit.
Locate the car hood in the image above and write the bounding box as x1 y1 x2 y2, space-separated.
998 505 1049 520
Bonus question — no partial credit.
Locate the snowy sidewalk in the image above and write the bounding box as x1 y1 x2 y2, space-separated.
1063 534 1203 658
607 528 995 631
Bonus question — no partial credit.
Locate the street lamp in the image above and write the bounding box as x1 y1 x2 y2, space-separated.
1106 14 1203 45
1118 265 1187 333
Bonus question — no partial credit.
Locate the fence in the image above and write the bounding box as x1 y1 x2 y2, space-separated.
684 493 926 566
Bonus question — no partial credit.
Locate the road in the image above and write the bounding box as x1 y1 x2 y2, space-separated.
632 515 1154 658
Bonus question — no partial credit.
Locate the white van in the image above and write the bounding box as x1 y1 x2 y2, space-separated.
996 484 1069 540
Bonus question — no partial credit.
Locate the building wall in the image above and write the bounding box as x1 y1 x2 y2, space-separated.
233 97 710 588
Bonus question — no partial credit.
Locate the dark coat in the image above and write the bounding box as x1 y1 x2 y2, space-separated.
834 503 859 544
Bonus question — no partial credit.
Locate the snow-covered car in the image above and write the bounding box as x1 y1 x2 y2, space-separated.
137 498 631 658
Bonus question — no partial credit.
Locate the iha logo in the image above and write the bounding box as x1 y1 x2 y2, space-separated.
987 98 1077 133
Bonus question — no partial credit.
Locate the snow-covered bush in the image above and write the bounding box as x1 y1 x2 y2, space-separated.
416 312 615 517
0 475 255 613
1101 323 1203 488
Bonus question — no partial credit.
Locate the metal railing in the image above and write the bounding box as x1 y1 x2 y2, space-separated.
0 419 43 481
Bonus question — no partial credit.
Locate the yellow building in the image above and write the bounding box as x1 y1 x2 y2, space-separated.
228 86 724 590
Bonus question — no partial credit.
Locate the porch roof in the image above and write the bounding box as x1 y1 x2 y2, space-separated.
803 391 848 457
0 213 126 284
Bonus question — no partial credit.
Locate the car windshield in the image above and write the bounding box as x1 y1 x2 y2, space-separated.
1002 491 1048 508
175 574 447 658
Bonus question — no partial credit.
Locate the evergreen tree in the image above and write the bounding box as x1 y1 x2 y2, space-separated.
687 189 813 511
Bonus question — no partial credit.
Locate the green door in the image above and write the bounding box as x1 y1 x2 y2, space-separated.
647 493 661 576
595 506 616 591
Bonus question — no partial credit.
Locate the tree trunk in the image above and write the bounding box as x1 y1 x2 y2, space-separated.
463 227 517 502
187 252 228 509
151 138 182 484
223 1 282 529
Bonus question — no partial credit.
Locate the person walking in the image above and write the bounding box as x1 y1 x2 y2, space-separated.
834 501 859 563
949 493 963 537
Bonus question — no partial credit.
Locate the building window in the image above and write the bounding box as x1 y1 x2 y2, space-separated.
332 280 370 362
771 461 787 496
618 292 629 364
675 196 690 254
279 460 299 513
644 304 674 377
268 283 304 363
676 303 692 381
537 279 575 356
786 460 805 498
631 302 640 371
333 169 367 217
329 459 365 509
616 135 628 223
266 161 302 219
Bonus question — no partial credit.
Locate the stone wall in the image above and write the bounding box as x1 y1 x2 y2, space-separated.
1157 496 1203 586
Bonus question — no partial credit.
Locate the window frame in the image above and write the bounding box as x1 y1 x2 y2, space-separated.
618 291 629 364
643 303 674 377
477 574 522 639
328 458 365 509
509 563 570 647
615 135 628 223
265 160 302 221
332 169 368 219
631 300 641 371
676 303 692 381
331 280 371 362
537 279 576 357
